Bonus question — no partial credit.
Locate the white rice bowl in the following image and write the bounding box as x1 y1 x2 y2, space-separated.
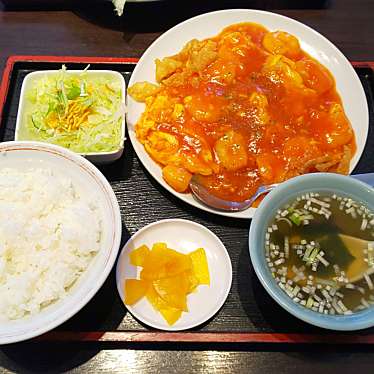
0 141 122 344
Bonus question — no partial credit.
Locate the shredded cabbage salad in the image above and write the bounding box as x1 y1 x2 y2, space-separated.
21 65 124 153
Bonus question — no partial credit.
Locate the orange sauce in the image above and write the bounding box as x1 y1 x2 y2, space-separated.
132 23 356 202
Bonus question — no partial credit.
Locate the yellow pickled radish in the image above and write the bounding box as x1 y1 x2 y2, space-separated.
124 243 210 326
189 248 210 285
129 244 150 266
124 279 150 305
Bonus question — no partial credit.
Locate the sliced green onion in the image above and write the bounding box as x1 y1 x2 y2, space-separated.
289 213 301 226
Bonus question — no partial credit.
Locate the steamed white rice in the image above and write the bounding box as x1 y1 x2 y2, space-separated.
0 167 102 321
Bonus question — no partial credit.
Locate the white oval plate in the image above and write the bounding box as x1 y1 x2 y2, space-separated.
127 9 369 219
0 141 122 345
116 219 232 331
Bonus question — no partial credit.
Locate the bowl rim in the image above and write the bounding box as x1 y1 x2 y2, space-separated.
249 172 374 331
14 69 126 158
0 141 122 344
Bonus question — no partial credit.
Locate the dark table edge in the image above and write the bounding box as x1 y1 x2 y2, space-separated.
1 56 374 346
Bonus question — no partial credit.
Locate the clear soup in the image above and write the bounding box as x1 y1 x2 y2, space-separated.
266 191 374 315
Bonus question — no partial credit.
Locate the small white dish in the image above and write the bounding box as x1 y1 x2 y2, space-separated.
0 141 122 344
15 70 126 164
116 219 232 331
127 9 369 219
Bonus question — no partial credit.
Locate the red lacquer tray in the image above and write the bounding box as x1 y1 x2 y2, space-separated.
1 56 374 346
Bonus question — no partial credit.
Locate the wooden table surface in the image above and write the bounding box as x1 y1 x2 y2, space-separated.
1 1 374 372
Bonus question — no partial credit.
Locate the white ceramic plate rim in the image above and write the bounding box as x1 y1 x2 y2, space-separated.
15 70 127 160
126 8 369 219
115 219 233 331
0 141 122 344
